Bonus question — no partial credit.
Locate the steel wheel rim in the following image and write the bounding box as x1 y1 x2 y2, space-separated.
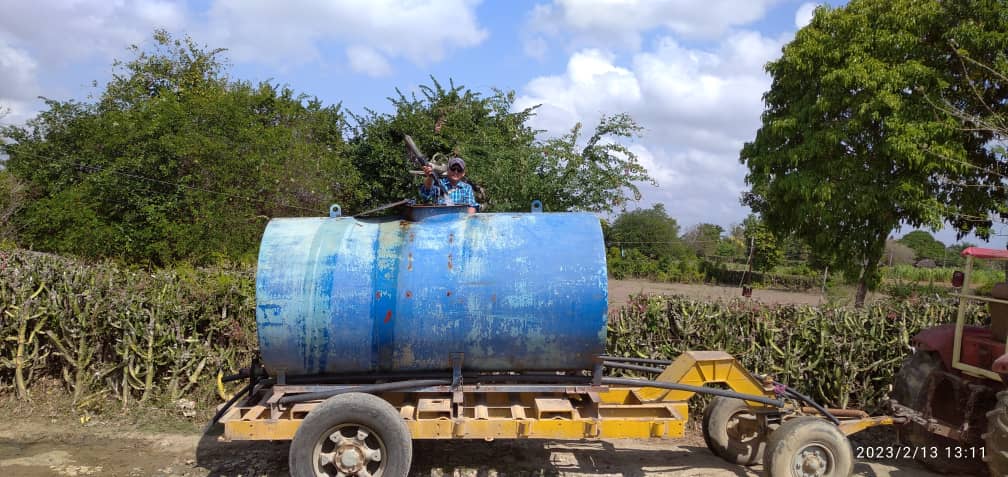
312 423 387 477
726 410 759 443
791 442 834 477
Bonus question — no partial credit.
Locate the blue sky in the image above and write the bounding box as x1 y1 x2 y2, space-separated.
1 0 1003 250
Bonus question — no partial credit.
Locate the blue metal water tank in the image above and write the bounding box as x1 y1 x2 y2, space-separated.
255 207 608 376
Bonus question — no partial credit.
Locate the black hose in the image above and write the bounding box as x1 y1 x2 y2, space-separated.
778 383 840 425
283 372 451 384
221 371 248 383
602 361 666 374
281 371 593 385
210 381 253 427
599 355 674 366
601 377 785 408
278 379 452 405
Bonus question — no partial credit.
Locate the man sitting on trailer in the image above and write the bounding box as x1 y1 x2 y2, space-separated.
420 156 479 214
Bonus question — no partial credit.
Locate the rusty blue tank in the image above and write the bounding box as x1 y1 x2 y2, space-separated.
255 206 608 376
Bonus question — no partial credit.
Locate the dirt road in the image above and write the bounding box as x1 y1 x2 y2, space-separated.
0 412 949 477
607 279 829 309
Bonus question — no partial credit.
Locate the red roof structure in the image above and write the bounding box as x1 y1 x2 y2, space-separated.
960 246 1008 259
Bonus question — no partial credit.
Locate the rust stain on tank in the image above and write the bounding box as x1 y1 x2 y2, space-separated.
446 290 452 296
409 232 415 242
448 253 453 270
384 310 392 323
408 253 413 271
375 291 382 299
449 233 454 244
405 290 413 298
491 294 496 303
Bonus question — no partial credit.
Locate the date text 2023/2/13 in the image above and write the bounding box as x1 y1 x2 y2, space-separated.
855 446 985 460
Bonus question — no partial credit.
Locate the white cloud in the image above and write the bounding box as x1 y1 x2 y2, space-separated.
0 0 187 63
795 2 819 29
0 0 188 125
205 0 488 71
346 46 393 77
517 30 788 228
0 42 38 101
524 0 784 54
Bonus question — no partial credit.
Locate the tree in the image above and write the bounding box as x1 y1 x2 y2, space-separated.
608 204 684 260
681 223 724 257
898 230 947 262
742 214 783 272
1 31 362 265
347 78 653 213
0 170 26 243
884 240 917 266
741 0 1008 306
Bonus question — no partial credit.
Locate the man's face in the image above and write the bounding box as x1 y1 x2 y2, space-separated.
448 164 466 182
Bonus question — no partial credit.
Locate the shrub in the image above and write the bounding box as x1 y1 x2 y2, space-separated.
607 293 978 414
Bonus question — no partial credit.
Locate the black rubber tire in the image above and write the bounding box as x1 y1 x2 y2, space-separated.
892 351 987 475
764 417 853 477
289 392 412 477
985 390 1008 477
701 396 766 465
890 350 941 409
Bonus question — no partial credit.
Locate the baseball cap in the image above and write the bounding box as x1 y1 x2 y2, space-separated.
448 156 466 171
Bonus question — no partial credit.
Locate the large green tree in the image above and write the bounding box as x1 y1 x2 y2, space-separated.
347 78 652 213
741 0 1008 305
1 31 362 265
608 204 685 260
898 230 946 262
681 223 724 258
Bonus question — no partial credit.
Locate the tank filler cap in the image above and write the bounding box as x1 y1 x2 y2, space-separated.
531 200 543 213
329 204 342 218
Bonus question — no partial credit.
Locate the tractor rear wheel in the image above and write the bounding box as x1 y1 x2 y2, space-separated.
892 350 987 475
985 391 1008 476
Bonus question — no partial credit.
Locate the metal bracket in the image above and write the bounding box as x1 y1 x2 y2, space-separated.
530 200 543 213
592 357 604 386
450 352 464 404
329 204 342 218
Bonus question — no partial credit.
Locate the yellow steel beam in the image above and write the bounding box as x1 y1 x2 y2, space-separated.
836 416 898 436
224 415 687 441
633 351 773 405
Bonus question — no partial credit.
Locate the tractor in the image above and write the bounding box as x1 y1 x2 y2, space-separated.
890 246 1008 475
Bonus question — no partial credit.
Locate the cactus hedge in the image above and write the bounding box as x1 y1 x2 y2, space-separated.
0 248 982 416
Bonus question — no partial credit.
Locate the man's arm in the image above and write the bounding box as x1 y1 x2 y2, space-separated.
461 184 478 214
420 165 436 200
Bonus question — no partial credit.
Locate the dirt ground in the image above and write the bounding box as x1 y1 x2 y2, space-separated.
0 412 949 477
0 280 944 476
607 279 830 310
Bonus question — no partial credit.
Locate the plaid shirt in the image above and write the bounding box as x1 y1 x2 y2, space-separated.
420 178 479 208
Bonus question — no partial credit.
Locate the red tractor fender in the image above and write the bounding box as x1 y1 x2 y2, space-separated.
912 323 993 372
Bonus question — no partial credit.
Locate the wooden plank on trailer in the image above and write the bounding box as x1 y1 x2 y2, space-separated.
534 397 575 419
417 398 452 419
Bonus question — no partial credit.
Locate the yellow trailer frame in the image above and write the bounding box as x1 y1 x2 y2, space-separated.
218 351 892 442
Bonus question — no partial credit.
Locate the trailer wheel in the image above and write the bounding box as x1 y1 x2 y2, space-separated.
985 390 1008 476
763 417 852 477
289 392 412 477
702 396 766 465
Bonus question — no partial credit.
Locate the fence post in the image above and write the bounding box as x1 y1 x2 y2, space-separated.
821 265 829 296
